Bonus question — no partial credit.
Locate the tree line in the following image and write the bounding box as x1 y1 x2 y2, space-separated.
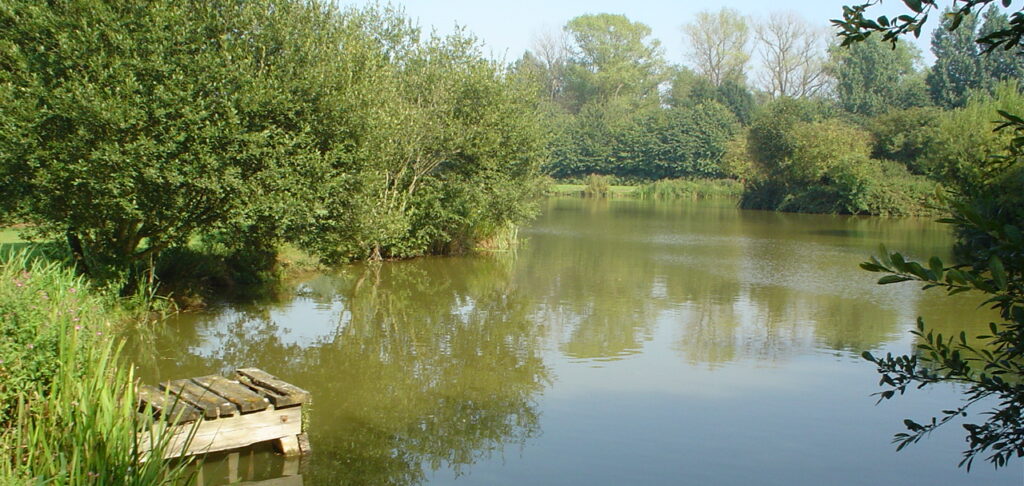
520 7 1023 216
2 2 1023 286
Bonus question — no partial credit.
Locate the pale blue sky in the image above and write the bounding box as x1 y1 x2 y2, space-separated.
335 0 937 65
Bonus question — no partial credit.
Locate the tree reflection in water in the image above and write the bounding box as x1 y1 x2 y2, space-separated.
137 255 549 486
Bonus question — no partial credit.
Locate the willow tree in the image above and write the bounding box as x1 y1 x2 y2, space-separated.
683 8 751 86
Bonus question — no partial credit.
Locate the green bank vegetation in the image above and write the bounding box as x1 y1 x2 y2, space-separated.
0 251 188 484
1 0 1023 479
547 177 743 200
519 8 1023 218
0 0 548 481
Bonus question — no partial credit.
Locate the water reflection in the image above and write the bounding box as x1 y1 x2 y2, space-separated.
134 198 1013 485
139 257 549 486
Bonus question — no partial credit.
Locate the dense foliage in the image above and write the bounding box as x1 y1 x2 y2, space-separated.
531 8 959 217
0 0 548 285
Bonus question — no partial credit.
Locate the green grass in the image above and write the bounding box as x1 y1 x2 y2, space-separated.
547 184 638 197
0 228 24 244
547 178 745 200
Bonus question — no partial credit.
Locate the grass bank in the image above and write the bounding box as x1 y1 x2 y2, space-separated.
0 251 190 484
546 177 744 200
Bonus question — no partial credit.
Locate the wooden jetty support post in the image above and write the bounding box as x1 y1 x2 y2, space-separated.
138 368 311 459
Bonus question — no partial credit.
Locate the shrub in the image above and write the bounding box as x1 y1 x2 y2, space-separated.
867 107 943 173
922 81 1024 190
786 119 872 184
582 174 613 197
775 156 938 216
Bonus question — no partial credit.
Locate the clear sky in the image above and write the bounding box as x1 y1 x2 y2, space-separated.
335 0 936 66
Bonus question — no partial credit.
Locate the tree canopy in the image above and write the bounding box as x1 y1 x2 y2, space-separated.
0 0 549 284
562 13 666 112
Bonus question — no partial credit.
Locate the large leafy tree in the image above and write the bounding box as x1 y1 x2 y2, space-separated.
562 13 666 112
0 0 347 280
928 6 1024 108
829 34 928 117
835 0 1024 469
668 68 755 125
927 8 982 108
294 15 549 262
976 6 1024 93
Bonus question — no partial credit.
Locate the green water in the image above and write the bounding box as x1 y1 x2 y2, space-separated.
135 198 1023 485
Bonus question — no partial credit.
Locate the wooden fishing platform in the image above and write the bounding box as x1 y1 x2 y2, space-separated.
137 368 311 459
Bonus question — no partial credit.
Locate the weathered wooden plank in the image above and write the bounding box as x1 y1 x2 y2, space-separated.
191 375 270 413
137 385 201 424
227 452 240 483
147 405 302 458
236 369 310 408
161 379 237 419
273 435 300 456
296 433 311 455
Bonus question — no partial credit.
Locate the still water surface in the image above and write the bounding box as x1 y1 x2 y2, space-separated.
136 198 1023 485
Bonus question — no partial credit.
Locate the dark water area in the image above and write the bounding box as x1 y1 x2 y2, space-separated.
134 198 1023 485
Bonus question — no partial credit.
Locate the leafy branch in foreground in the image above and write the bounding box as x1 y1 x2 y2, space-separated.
860 210 1024 468
833 1 1024 53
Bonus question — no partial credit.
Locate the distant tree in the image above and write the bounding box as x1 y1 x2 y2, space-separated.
754 11 830 99
562 14 666 112
683 8 751 86
667 67 717 107
527 26 571 104
976 6 1024 93
829 35 927 117
669 68 754 125
715 79 757 125
927 8 982 108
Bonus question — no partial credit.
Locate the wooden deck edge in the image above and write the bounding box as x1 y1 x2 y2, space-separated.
139 406 302 459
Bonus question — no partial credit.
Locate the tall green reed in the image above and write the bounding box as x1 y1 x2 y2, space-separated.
634 178 744 200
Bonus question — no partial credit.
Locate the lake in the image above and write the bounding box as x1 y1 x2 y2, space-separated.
134 198 1023 485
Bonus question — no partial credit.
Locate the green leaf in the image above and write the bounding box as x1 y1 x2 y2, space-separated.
1004 225 1021 244
928 256 943 279
990 256 1007 290
902 0 924 14
878 275 913 285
